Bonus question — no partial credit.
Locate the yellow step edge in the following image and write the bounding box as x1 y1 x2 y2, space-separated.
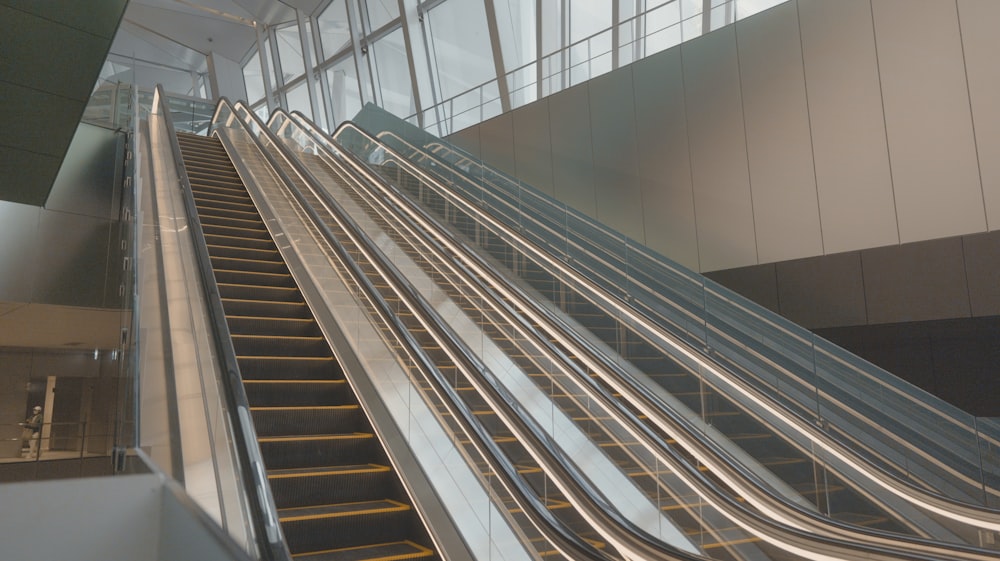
231 334 323 342
243 379 345 385
236 355 333 361
214 269 291 278
217 282 295 291
250 405 357 412
227 314 313 321
211 255 283 265
290 540 433 560
204 232 271 244
268 464 390 480
221 297 304 306
280 499 410 522
258 432 372 443
205 243 280 255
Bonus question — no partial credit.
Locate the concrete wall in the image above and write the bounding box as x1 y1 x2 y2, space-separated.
449 0 1000 273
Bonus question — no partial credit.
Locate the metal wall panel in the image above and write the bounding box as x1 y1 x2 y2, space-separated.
446 125 481 160
682 27 757 271
548 84 597 218
861 237 971 324
511 99 555 197
736 2 823 264
476 112 517 177
589 68 644 242
956 0 1000 230
704 264 779 313
0 202 41 302
34 211 112 308
872 0 984 243
798 0 898 254
47 124 122 220
775 251 867 329
962 231 1000 317
631 49 699 270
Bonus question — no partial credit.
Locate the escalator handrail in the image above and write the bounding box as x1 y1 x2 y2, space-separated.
219 101 634 561
153 88 290 561
336 121 1000 527
284 112 1000 561
371 124 1000 491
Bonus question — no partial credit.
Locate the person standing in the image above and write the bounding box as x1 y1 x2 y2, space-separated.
22 405 42 458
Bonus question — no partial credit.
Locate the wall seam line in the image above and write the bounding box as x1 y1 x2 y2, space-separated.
733 23 760 265
953 0 990 232
795 0 826 256
868 0 902 246
679 44 702 273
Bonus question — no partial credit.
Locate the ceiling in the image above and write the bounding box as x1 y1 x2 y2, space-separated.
111 0 331 81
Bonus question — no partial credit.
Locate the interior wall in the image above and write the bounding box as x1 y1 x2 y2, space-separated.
0 122 125 309
448 0 1000 273
0 348 121 459
208 52 248 103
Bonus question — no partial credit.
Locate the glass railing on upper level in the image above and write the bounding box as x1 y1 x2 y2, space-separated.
336 104 1000 512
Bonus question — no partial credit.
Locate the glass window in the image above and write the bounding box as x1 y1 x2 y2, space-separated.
364 0 399 32
285 81 311 117
317 0 352 60
569 0 610 45
736 0 786 19
326 56 363 125
426 0 496 101
541 1 564 57
243 51 266 104
371 28 415 118
275 22 305 82
262 37 277 91
643 0 683 56
494 0 537 108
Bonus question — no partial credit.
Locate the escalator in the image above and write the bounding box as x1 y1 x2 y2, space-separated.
146 93 1000 561
174 131 436 561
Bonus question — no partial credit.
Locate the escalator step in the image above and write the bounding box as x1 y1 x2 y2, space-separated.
204 233 275 251
221 298 311 318
251 405 365 436
228 316 321 337
218 282 302 303
207 242 279 260
268 464 394 509
238 356 341 380
280 500 413 555
258 433 378 470
201 223 273 241
292 540 434 561
212 256 288 275
214 269 296 288
244 380 350 406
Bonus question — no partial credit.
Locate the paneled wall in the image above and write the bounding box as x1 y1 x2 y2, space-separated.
448 0 1000 273
0 123 124 308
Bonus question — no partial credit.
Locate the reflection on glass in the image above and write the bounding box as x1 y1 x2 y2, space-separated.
426 0 495 101
276 22 306 82
317 0 352 59
494 0 537 109
325 56 362 125
244 54 266 105
371 28 414 118
284 81 311 118
364 0 399 31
